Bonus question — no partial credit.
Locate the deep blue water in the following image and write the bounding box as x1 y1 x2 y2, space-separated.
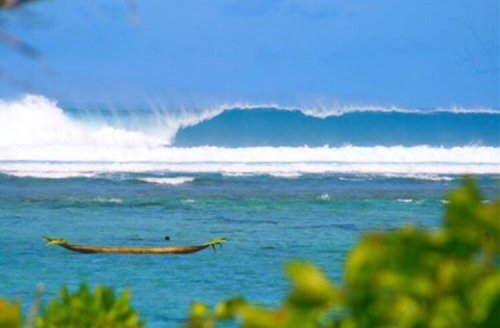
0 173 498 326
174 109 500 147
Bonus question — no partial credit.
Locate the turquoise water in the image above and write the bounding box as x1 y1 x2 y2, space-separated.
0 173 497 326
0 96 499 326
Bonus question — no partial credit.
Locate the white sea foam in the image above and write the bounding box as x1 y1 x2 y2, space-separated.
223 171 302 178
0 95 163 148
95 197 123 204
4 171 98 179
381 173 455 181
137 177 195 185
318 193 332 200
221 172 254 177
268 172 302 178
1 162 498 177
1 145 498 167
397 199 413 203
339 176 369 181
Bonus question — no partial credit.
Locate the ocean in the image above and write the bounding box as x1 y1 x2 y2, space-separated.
0 95 499 326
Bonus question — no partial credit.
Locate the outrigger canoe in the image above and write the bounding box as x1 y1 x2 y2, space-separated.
43 236 226 255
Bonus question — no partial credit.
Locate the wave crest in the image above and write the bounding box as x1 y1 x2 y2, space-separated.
3 95 499 147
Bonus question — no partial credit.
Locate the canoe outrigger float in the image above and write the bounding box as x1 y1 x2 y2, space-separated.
43 236 227 255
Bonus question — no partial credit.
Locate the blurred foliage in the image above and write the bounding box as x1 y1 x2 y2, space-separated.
0 179 498 327
35 284 142 328
0 299 22 328
186 178 500 328
0 284 142 328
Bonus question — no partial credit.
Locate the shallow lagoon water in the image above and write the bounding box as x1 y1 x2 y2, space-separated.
1 173 497 326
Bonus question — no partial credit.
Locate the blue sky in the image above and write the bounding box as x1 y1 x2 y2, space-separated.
0 0 498 108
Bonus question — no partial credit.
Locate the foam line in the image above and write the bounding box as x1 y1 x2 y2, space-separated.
137 177 195 185
1 145 498 163
1 162 498 177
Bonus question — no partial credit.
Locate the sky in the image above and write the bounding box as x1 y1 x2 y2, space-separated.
0 0 498 109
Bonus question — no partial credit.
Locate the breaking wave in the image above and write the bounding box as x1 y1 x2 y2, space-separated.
0 95 498 176
2 94 499 148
